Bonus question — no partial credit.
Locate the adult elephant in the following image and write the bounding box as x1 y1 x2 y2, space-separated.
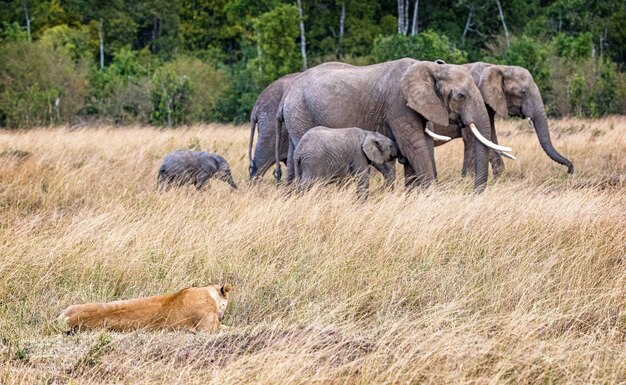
274 59 512 192
248 72 300 180
432 62 574 177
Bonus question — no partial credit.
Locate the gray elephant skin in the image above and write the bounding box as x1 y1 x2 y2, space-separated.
275 59 497 193
248 73 299 180
294 126 398 199
432 62 573 177
158 150 238 190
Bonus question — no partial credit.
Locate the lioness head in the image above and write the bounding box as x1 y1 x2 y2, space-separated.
211 284 232 320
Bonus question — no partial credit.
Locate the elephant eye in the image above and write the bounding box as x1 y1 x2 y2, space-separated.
456 92 466 100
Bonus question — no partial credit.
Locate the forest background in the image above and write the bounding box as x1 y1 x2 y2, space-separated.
1 0 625 128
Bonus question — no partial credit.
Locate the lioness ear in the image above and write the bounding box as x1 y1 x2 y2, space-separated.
221 284 233 298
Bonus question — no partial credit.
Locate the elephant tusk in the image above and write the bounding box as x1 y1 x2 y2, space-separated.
527 117 534 127
425 128 451 141
469 123 513 153
500 151 516 160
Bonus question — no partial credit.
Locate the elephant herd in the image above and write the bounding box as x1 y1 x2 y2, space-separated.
161 59 574 196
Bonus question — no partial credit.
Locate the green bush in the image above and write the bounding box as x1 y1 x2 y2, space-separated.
372 31 468 64
151 57 226 126
568 58 623 117
0 40 89 128
213 59 262 124
248 4 301 85
86 47 153 124
39 24 93 63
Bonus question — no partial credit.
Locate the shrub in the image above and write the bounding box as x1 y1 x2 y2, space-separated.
86 47 153 124
151 57 226 126
372 31 468 64
248 4 301 85
0 40 89 128
39 24 93 63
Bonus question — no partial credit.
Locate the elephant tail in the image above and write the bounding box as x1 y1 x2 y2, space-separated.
248 113 257 178
273 105 285 183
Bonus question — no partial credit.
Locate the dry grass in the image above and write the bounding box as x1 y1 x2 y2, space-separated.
0 117 625 384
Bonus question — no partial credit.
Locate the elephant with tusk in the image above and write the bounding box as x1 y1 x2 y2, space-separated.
274 59 504 193
429 61 573 178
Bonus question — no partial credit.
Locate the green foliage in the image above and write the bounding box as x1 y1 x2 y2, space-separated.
0 0 624 126
248 4 301 85
553 32 592 61
214 59 261 124
151 57 226 126
86 47 153 124
0 22 29 42
372 31 468 64
0 40 89 128
568 58 623 117
39 24 93 63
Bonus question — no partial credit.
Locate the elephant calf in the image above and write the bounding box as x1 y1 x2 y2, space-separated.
158 150 238 190
294 126 398 199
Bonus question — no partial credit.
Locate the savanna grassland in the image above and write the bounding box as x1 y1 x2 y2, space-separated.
0 118 625 384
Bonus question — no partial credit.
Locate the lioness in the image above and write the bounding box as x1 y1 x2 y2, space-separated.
59 284 232 333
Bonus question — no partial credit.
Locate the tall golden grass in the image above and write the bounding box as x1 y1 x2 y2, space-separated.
0 117 625 384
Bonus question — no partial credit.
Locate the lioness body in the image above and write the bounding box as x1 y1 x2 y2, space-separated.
59 284 231 333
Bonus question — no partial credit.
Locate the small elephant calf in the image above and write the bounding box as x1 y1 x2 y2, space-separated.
294 126 398 199
158 150 238 190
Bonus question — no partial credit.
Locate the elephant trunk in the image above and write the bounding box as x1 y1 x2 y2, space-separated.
471 112 492 193
528 100 574 174
224 171 238 189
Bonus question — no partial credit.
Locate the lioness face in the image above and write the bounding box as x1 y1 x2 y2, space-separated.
209 284 232 321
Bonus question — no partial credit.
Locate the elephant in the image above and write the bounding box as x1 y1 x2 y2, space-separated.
157 150 238 190
248 72 300 180
274 59 510 193
431 62 574 178
294 126 399 199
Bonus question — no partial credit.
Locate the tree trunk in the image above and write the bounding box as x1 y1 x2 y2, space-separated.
410 0 419 36
495 0 509 49
404 0 409 35
397 0 404 34
151 16 158 54
22 1 31 42
98 20 105 70
462 5 474 46
338 0 346 58
296 0 308 70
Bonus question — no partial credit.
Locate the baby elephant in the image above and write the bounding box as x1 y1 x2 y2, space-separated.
294 126 398 199
158 150 238 190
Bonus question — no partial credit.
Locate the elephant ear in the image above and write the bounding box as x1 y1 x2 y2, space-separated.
362 134 385 165
479 66 508 117
401 61 449 127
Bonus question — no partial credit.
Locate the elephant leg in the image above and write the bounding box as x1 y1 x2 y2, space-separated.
285 139 296 185
355 169 370 201
461 126 476 177
403 163 417 189
195 175 210 190
489 125 504 179
393 125 435 190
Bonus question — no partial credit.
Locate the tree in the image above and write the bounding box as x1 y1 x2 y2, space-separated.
372 30 468 64
248 4 301 84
